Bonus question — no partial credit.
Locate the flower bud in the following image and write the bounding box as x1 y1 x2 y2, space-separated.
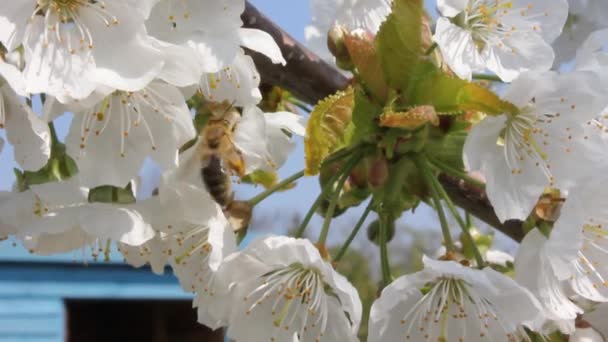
367 219 395 245
367 156 389 189
327 24 354 71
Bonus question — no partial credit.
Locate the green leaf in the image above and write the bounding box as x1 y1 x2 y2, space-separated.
376 0 424 92
347 87 382 145
410 68 518 115
305 88 355 175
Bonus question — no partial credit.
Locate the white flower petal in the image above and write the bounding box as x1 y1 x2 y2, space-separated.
483 33 555 82
504 0 569 43
2 84 51 171
570 327 605 342
0 2 32 51
369 257 541 341
515 229 580 334
223 236 361 342
22 17 96 102
437 0 468 17
147 0 244 74
547 177 608 302
87 0 164 91
263 112 306 168
152 37 203 87
434 18 484 80
306 0 391 62
0 57 25 96
199 50 262 107
66 81 195 188
238 28 286 65
80 204 154 246
234 106 271 173
20 226 94 256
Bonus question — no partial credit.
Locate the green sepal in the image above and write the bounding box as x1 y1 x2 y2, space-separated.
338 187 371 209
88 184 136 204
460 228 494 260
14 152 79 192
424 128 467 170
379 156 420 215
241 170 294 191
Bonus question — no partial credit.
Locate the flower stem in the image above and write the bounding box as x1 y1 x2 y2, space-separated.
378 213 393 287
323 146 357 166
428 157 485 189
433 174 485 268
317 155 361 246
247 170 305 206
295 191 325 238
333 201 373 262
472 73 503 82
295 163 349 239
417 156 456 253
286 96 312 112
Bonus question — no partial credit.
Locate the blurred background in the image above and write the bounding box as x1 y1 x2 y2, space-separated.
0 1 520 341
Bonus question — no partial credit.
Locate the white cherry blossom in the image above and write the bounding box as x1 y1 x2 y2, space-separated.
515 229 582 334
553 0 608 65
221 236 362 342
464 71 608 222
120 142 238 328
146 0 284 87
0 82 51 171
0 180 155 255
575 28 608 87
544 175 608 303
434 0 568 81
0 0 164 103
305 0 392 62
0 55 50 171
570 326 605 342
369 256 542 342
64 81 196 188
197 49 262 107
234 106 306 174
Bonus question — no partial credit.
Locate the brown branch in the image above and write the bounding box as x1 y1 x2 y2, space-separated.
241 2 349 105
242 2 525 242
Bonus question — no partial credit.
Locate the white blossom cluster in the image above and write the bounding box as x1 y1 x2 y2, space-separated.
0 0 608 341
308 0 608 341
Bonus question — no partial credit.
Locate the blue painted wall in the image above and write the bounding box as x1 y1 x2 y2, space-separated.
0 261 191 342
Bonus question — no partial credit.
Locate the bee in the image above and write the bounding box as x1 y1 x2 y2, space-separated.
198 102 246 179
201 155 234 208
196 102 253 235
194 102 245 209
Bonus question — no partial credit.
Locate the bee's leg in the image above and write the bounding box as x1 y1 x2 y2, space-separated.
227 154 246 177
